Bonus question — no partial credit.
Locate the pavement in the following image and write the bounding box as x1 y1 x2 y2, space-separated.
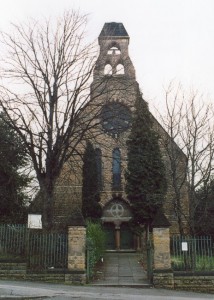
1 280 214 299
91 252 151 287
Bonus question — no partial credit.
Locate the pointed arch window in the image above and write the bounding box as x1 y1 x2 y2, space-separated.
95 148 103 190
104 64 112 75
112 148 121 190
116 64 125 75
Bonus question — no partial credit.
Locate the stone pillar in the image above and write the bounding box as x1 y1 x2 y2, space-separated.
65 225 86 284
153 227 171 269
153 227 174 289
152 211 174 289
67 226 86 270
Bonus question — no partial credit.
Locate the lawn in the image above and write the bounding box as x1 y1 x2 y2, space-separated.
172 255 214 271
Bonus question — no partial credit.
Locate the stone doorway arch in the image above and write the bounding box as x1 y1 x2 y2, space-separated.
101 198 134 250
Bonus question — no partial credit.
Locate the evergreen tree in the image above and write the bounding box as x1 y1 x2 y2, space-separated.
82 141 102 220
0 114 30 223
125 95 167 226
194 180 214 236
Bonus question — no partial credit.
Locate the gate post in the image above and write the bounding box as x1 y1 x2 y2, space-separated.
152 211 174 289
65 212 86 284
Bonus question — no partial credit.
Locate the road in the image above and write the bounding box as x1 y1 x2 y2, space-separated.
0 281 213 300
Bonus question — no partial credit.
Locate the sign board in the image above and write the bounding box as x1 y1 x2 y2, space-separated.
28 214 42 229
181 241 188 251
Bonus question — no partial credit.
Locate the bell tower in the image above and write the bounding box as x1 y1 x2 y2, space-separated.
91 22 139 129
93 22 136 80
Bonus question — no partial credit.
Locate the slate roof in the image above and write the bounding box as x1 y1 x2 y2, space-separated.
99 22 129 37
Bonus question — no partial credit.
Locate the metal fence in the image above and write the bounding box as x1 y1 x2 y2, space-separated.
27 230 68 270
0 224 27 256
0 224 68 271
171 235 214 271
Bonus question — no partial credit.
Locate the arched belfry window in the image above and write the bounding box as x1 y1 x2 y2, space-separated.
104 64 112 75
112 148 121 190
107 46 121 55
116 64 125 75
95 148 103 190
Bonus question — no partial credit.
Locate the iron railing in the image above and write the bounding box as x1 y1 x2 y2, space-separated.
0 224 26 256
0 224 68 270
27 230 68 270
171 235 214 271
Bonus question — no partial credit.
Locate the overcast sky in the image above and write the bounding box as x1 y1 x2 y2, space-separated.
1 0 214 110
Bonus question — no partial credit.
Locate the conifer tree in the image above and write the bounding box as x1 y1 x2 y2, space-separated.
125 95 167 226
82 141 102 220
0 114 30 223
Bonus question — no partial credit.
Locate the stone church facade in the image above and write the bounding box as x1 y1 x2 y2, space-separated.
53 23 189 249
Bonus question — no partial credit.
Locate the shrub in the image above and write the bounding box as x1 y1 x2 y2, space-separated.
86 221 106 278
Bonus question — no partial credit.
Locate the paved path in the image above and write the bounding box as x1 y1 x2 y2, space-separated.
91 252 150 287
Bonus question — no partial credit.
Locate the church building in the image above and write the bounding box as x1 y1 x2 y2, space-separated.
53 23 189 250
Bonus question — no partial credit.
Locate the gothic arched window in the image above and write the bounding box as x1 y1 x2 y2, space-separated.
112 148 121 190
104 64 112 75
95 148 103 190
116 64 125 75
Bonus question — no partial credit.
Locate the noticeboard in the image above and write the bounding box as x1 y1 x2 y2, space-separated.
181 241 188 251
27 214 42 229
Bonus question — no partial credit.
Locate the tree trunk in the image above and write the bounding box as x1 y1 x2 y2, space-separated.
40 181 54 230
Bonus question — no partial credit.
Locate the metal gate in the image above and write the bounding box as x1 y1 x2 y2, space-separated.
146 234 153 283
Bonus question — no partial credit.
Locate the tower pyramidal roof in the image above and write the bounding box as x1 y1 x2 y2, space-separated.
99 22 129 37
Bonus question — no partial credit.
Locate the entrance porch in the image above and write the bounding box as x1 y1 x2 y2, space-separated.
101 197 141 251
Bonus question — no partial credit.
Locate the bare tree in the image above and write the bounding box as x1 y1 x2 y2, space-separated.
0 11 102 228
157 82 214 234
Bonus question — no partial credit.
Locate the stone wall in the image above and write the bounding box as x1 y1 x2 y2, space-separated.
53 185 82 226
153 270 174 289
174 273 214 294
153 271 214 294
0 262 85 284
0 261 26 280
153 118 190 234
